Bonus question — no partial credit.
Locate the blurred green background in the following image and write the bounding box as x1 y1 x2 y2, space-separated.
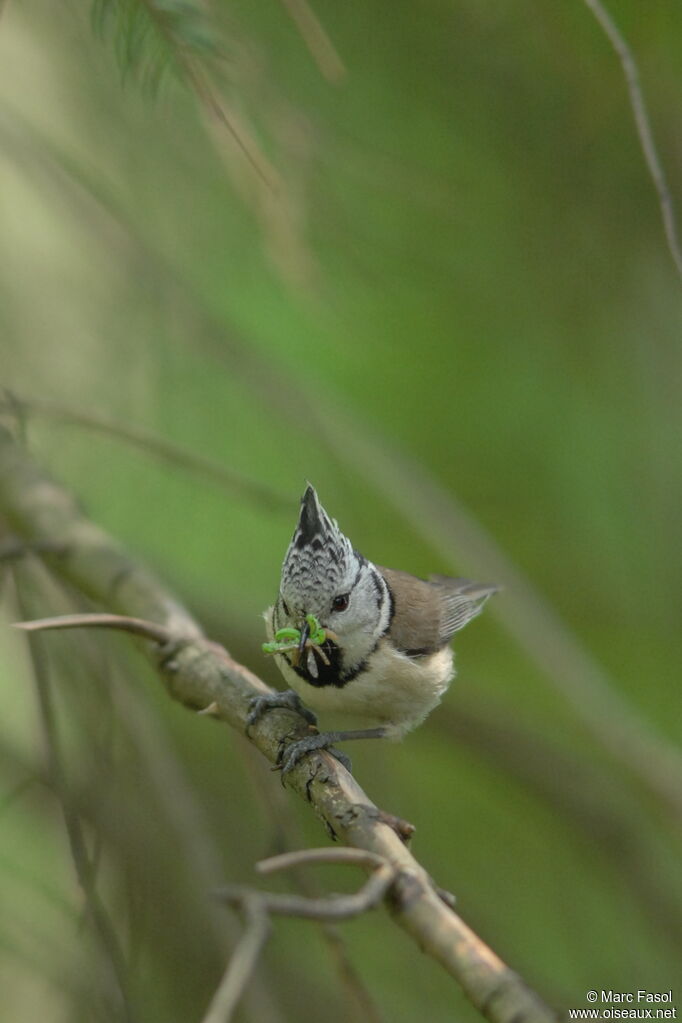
1 1 681 1020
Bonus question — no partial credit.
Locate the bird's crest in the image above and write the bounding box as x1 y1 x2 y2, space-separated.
280 485 355 610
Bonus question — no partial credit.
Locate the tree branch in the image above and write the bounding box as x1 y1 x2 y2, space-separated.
209 849 393 1020
580 0 682 282
278 0 346 83
217 847 397 921
237 736 386 1021
0 422 558 1023
0 537 69 562
13 611 172 644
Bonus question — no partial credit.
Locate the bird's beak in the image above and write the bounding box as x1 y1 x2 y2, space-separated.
297 618 310 657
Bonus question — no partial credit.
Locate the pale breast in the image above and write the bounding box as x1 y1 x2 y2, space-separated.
264 604 454 737
279 638 454 739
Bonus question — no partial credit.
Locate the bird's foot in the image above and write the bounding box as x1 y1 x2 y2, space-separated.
277 732 353 777
246 689 317 733
277 725 389 778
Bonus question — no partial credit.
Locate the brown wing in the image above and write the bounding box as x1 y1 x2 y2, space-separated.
379 567 497 655
428 575 498 646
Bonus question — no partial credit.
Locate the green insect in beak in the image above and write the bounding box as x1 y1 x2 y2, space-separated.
262 614 330 665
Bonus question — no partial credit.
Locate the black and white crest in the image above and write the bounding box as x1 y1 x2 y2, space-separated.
280 485 355 613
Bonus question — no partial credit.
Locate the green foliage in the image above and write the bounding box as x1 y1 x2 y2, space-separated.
90 0 219 92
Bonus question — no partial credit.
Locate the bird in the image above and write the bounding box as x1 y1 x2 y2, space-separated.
248 484 497 774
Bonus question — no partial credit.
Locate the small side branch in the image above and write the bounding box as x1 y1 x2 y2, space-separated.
217 847 396 922
208 849 395 1022
13 612 173 645
581 0 682 282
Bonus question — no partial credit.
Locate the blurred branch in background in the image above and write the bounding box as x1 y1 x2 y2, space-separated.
439 697 682 954
1 393 290 513
13 576 137 1023
90 0 273 187
0 423 559 1022
201 899 270 1023
580 0 682 282
208 846 396 1023
0 577 286 1020
326 424 682 824
87 0 323 287
277 0 346 83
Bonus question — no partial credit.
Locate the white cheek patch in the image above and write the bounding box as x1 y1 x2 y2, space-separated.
307 648 319 679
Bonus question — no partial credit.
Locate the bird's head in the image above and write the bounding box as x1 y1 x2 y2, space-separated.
275 485 391 679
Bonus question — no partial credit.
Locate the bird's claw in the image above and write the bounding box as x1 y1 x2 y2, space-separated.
246 689 317 733
277 733 352 777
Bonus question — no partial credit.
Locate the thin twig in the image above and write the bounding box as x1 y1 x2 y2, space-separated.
183 62 278 193
13 574 137 1023
217 849 396 920
581 0 682 282
200 900 271 1023
207 848 395 1019
136 0 275 190
12 612 173 645
1 395 289 512
257 846 387 875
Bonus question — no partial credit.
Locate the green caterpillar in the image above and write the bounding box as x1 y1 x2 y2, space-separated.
262 614 326 655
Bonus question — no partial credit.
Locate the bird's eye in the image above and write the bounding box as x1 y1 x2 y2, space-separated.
332 594 349 612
